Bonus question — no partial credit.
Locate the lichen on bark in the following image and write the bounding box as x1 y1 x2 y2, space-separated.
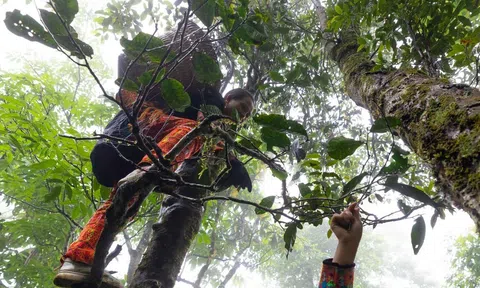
330 32 480 229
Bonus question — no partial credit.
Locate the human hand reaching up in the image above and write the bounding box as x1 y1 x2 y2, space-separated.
331 203 363 265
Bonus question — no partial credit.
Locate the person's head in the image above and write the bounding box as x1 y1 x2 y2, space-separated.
223 88 255 121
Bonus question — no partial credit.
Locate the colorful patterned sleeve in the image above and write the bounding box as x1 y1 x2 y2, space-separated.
319 258 355 288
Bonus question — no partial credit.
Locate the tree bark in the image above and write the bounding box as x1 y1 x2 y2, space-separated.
130 159 212 288
125 219 155 285
329 32 480 228
218 261 241 288
129 196 204 288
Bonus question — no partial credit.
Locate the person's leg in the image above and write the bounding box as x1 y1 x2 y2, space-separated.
62 187 117 265
54 186 139 288
54 109 201 287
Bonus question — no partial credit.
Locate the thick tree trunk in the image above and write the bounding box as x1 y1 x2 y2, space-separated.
330 32 480 228
129 196 204 288
130 159 212 288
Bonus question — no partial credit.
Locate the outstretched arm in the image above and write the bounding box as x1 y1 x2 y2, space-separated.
319 203 362 288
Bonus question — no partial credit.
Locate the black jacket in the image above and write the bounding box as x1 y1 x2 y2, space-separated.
91 87 225 187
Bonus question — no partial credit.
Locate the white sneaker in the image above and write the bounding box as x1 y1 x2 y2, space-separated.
53 258 122 288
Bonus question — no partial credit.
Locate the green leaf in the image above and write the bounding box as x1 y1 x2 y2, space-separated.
437 208 446 220
99 185 111 200
384 183 438 208
192 52 223 84
269 71 284 82
138 71 153 86
302 159 322 170
298 183 312 197
260 127 291 150
343 172 368 194
160 79 191 112
71 205 82 219
457 16 472 26
335 4 343 14
314 73 330 91
192 0 216 26
63 184 72 200
326 136 363 160
397 199 412 215
4 10 57 49
431 211 439 228
271 167 288 181
448 43 464 56
255 196 276 214
196 231 211 244
39 9 70 36
306 153 320 159
116 78 139 91
259 41 275 51
254 114 289 130
9 135 24 154
328 15 342 31
92 177 100 192
154 68 166 83
237 137 262 150
120 32 171 63
285 65 302 83
254 114 307 137
30 159 57 170
321 172 341 180
54 35 94 58
286 120 308 138
45 185 62 202
234 17 268 45
378 0 386 10
51 0 79 24
327 229 333 239
380 149 410 175
411 216 426 255
384 175 398 192
29 9 91 58
283 223 297 255
370 116 401 133
0 159 9 171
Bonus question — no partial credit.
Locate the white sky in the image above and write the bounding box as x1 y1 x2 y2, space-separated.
0 1 476 288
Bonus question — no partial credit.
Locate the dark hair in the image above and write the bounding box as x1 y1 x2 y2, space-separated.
116 22 220 93
225 88 254 102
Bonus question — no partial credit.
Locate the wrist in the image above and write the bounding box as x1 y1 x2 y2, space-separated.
333 242 359 265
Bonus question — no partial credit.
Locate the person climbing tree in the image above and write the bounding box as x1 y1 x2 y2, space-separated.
91 21 246 189
53 22 255 288
53 87 254 288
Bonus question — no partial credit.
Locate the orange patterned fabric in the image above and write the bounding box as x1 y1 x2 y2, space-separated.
62 186 138 264
137 107 205 167
115 89 206 166
63 91 205 265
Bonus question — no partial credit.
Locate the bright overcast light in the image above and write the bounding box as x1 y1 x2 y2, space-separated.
0 1 476 287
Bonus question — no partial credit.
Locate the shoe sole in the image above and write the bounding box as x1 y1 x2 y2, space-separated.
53 271 122 288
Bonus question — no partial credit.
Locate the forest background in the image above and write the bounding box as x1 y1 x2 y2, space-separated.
0 0 478 287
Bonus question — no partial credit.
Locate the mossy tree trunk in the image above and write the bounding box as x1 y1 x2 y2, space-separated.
129 159 211 288
129 196 204 288
329 33 480 228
